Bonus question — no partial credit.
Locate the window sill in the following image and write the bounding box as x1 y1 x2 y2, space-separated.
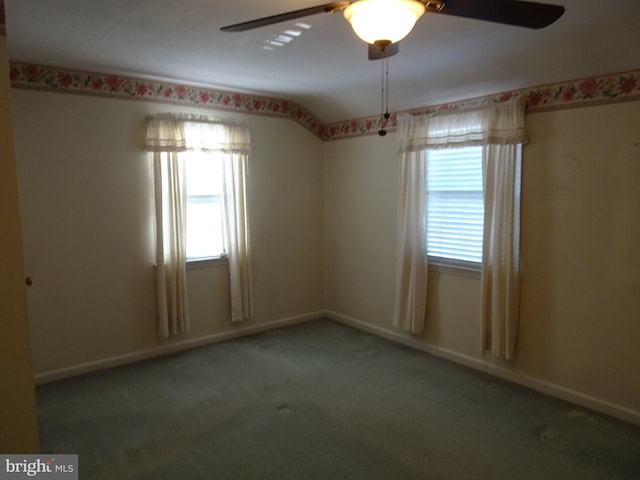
427 256 481 279
186 256 228 270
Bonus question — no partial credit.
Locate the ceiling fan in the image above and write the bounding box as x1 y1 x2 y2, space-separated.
221 0 565 60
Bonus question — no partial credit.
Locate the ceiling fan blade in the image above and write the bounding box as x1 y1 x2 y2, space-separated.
438 0 565 29
220 2 350 32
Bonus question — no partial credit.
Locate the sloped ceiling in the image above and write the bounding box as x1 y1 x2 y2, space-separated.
5 0 640 123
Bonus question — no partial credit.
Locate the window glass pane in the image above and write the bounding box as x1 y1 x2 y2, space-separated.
186 195 224 259
185 151 223 196
184 150 225 260
426 146 484 263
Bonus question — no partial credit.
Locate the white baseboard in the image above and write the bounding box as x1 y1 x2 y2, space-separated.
327 310 640 427
34 311 325 385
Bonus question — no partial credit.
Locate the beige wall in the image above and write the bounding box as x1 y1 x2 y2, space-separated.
11 90 325 378
518 102 640 411
325 101 640 421
0 36 39 451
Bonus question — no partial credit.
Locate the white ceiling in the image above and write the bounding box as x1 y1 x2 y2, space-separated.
5 0 640 123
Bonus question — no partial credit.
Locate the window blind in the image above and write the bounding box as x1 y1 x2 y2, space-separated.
426 146 484 263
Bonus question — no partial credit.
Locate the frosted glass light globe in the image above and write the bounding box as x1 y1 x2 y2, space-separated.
343 0 426 44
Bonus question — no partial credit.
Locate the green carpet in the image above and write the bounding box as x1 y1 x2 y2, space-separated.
37 319 640 479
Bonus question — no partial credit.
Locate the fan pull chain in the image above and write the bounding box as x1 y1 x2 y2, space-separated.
378 55 390 136
380 56 385 122
385 57 390 118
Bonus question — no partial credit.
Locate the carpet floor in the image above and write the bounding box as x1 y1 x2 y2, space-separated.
37 319 640 479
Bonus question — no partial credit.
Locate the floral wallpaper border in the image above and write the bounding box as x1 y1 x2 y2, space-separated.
325 70 640 139
9 61 640 141
9 62 326 139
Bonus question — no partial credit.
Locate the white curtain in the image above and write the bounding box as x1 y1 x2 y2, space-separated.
395 98 527 358
393 118 429 333
480 102 525 360
145 116 189 337
220 130 253 323
145 114 253 337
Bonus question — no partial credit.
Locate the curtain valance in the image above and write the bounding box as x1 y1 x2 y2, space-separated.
397 97 528 153
145 114 251 154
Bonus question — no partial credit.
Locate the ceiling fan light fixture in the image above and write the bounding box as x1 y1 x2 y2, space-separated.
343 0 426 45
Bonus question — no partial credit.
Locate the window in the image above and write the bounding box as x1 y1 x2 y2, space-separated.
184 150 225 260
146 114 254 330
426 146 484 264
